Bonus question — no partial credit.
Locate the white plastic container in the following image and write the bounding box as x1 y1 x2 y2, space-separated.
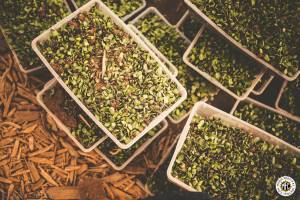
167 101 299 191
36 79 107 152
183 25 266 100
32 0 187 149
275 80 300 123
129 7 192 77
0 1 71 73
128 24 178 77
129 7 220 125
230 97 300 153
71 0 146 21
184 0 300 81
252 71 274 95
95 119 168 171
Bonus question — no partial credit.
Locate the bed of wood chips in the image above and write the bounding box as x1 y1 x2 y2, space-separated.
0 51 149 199
0 37 181 199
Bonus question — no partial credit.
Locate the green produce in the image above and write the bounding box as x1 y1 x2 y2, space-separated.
0 0 69 70
190 0 300 77
189 29 261 96
98 122 163 166
75 0 144 18
39 6 180 144
170 65 217 121
134 13 188 66
234 101 300 148
171 115 300 198
44 86 105 148
279 78 300 116
134 12 217 121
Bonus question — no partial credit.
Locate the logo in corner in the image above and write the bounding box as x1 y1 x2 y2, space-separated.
276 176 296 197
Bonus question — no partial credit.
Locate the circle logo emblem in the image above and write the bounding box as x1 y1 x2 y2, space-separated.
276 176 296 197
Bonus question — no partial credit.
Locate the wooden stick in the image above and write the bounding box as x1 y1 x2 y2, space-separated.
38 166 59 187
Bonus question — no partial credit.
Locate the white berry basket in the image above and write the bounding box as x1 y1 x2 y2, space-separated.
32 0 187 149
37 79 107 152
230 97 300 154
184 0 300 81
129 7 193 77
129 7 220 125
128 24 178 77
183 25 266 100
167 101 300 191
